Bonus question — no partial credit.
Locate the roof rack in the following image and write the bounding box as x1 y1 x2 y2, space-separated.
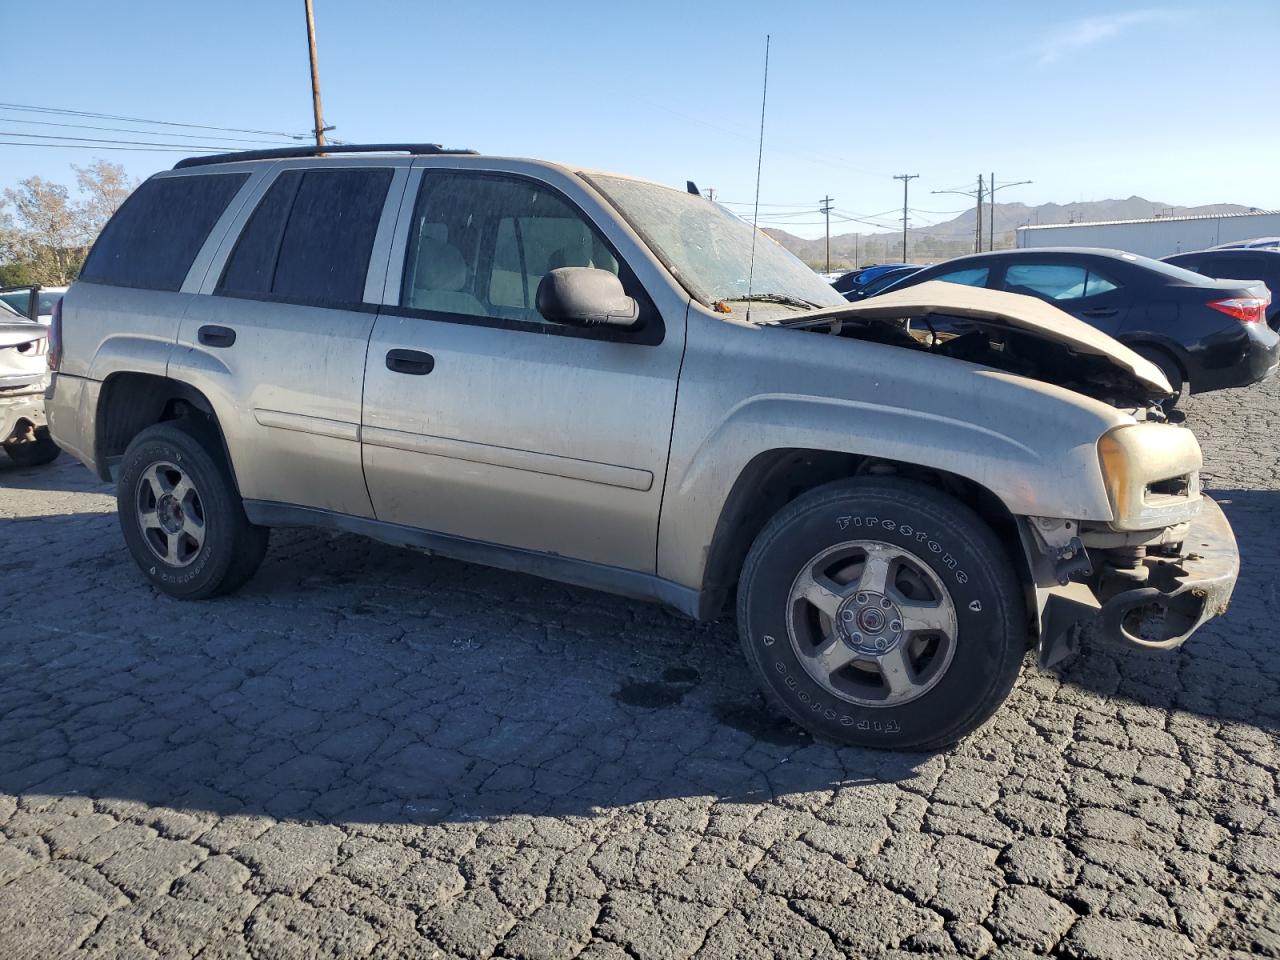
173 143 478 170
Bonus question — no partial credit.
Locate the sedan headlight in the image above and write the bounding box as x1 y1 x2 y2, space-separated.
1097 424 1202 531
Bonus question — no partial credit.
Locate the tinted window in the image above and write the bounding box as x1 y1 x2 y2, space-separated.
1197 256 1275 283
1005 264 1087 300
80 173 248 291
217 168 392 307
399 172 658 341
1084 271 1118 296
934 267 989 287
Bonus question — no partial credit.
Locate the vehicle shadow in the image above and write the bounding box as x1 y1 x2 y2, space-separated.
1051 487 1280 733
0 453 108 496
0 517 924 827
0 487 1274 828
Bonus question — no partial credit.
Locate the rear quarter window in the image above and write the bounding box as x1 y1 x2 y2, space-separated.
217 168 392 308
79 173 249 291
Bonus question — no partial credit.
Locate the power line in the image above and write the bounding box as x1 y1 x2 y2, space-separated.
0 101 305 140
0 129 276 149
0 115 300 147
0 140 238 153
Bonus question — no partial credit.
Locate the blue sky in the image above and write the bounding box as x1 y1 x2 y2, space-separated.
3 0 1278 239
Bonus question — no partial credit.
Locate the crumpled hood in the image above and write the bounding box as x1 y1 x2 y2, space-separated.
0 320 47 350
782 281 1173 397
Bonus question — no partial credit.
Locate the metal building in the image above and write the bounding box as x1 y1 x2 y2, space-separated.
1016 209 1280 259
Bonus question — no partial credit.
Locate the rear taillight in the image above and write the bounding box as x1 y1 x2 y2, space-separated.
1208 296 1269 324
48 296 63 371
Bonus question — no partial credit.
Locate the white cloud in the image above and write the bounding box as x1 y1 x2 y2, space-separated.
1035 8 1178 66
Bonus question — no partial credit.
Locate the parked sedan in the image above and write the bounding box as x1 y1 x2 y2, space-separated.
0 298 59 466
1164 248 1280 330
876 248 1279 406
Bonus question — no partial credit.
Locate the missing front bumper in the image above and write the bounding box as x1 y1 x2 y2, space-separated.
1036 494 1239 663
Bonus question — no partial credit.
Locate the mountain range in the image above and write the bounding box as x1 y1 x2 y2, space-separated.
767 197 1255 269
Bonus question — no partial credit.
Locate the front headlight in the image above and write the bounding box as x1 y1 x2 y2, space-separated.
1097 424 1202 531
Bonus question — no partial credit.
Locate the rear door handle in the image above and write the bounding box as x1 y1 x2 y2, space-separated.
385 348 435 375
1081 307 1118 318
198 324 237 348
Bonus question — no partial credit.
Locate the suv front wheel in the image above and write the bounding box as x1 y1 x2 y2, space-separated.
117 422 269 599
737 477 1026 750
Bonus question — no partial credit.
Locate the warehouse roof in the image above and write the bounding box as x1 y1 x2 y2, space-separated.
1018 209 1280 231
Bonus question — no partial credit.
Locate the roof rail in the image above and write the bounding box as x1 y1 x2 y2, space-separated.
173 143 478 170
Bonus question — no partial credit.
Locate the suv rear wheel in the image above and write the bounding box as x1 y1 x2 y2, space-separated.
117 422 268 599
737 477 1026 750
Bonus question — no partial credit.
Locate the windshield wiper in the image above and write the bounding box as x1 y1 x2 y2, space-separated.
719 292 822 310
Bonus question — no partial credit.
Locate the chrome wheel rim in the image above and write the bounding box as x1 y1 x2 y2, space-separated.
135 460 206 568
785 539 958 707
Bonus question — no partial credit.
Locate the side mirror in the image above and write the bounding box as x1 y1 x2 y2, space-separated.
535 267 640 330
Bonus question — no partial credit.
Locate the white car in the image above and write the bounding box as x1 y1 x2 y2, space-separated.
1210 237 1280 252
0 285 68 324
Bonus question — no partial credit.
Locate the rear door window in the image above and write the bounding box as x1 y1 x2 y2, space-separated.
933 267 990 287
217 168 392 308
80 173 249 291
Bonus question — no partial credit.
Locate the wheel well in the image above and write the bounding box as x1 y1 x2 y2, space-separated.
94 373 232 485
1124 340 1187 382
697 449 1026 620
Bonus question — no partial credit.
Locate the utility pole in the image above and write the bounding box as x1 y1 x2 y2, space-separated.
989 172 995 252
893 174 919 263
988 174 1032 251
854 233 859 269
819 196 834 274
303 0 328 148
975 174 984 254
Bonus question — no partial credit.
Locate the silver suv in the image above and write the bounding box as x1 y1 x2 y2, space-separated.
48 144 1238 749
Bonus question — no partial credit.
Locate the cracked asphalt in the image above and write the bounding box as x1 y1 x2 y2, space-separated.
0 378 1277 960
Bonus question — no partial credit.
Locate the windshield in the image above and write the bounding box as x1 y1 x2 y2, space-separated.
588 175 845 312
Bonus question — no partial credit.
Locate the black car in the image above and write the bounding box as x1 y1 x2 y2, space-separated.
1163 248 1280 330
876 247 1279 405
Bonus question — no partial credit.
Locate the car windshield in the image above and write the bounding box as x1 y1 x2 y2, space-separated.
588 175 845 313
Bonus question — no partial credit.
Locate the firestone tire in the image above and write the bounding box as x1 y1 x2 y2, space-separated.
116 421 268 600
736 477 1026 751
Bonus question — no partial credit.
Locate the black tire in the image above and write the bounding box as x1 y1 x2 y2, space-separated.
1132 346 1183 409
736 477 1026 751
3 426 60 467
117 421 268 600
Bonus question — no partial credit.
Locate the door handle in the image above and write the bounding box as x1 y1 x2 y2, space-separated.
1081 308 1118 318
198 324 237 348
385 348 435 375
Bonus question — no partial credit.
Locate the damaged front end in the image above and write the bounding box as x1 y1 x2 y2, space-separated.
1022 419 1238 664
778 283 1239 663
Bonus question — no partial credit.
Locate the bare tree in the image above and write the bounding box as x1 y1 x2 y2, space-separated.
73 160 136 238
2 177 84 284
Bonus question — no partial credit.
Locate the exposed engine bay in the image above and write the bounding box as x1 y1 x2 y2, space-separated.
795 312 1167 415
774 281 1173 417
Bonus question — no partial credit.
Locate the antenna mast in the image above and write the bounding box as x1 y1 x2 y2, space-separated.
745 34 771 322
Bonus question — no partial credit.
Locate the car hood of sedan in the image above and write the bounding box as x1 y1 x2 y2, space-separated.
781 280 1172 397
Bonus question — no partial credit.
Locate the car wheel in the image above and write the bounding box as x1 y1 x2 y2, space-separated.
3 425 60 467
737 477 1026 750
1132 346 1183 409
117 421 268 600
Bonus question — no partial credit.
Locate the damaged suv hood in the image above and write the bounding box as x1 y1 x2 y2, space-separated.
779 281 1172 397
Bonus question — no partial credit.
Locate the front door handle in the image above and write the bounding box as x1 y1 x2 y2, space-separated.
385 348 435 375
1081 307 1118 319
198 324 237 348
